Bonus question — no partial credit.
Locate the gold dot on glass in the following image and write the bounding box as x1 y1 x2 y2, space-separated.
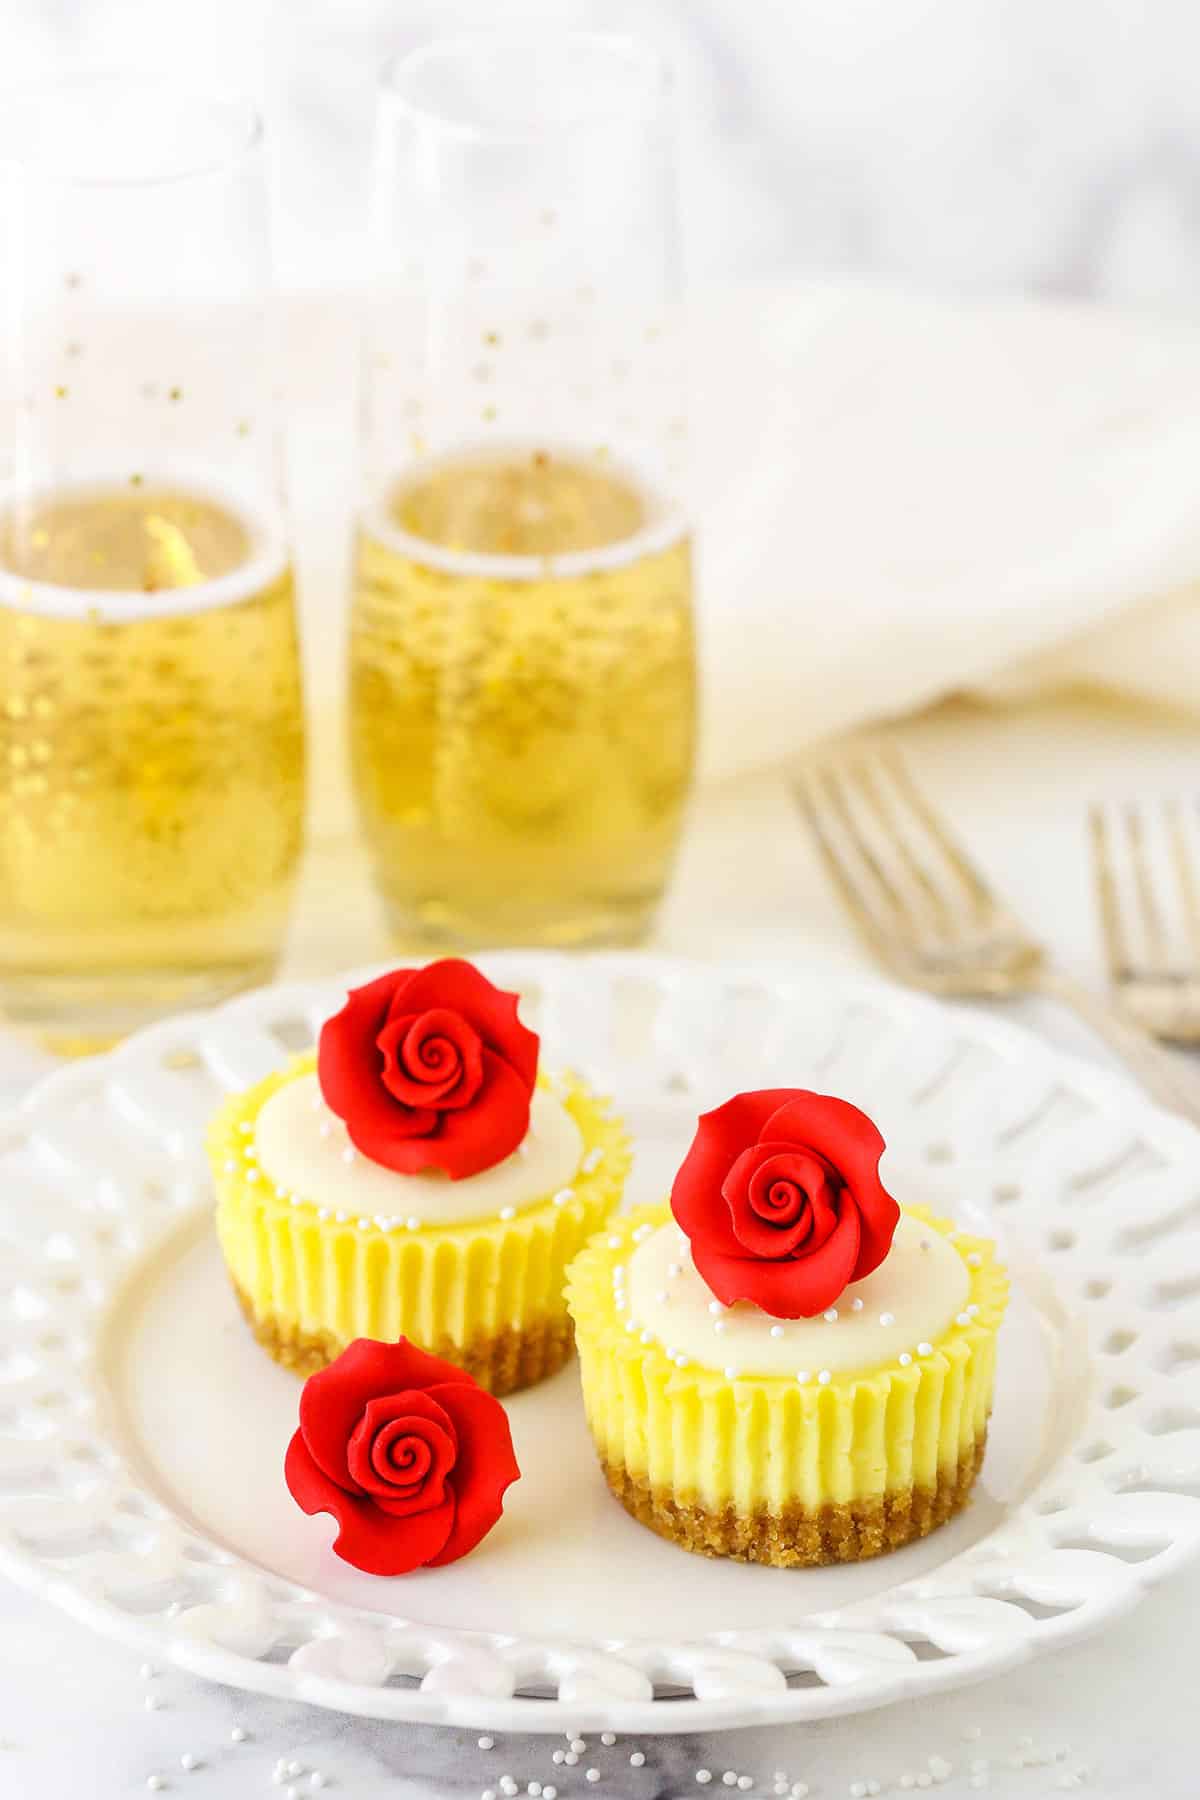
483 330 501 348
54 385 68 400
592 445 611 464
408 431 426 456
236 420 251 437
129 473 144 488
481 404 498 422
168 386 183 403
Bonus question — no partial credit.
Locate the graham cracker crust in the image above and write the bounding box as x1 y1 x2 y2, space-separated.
230 1280 574 1397
600 1435 987 1567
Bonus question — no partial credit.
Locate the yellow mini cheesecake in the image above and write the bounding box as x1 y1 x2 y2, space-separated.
209 961 630 1396
567 1089 1008 1566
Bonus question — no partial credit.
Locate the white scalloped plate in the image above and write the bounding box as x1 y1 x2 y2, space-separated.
1 952 1199 1734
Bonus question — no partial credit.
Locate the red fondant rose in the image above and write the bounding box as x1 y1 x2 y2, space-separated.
284 1338 520 1575
318 960 539 1179
671 1089 900 1318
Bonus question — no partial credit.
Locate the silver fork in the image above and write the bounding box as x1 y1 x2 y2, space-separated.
793 749 1200 1128
1090 800 1200 1044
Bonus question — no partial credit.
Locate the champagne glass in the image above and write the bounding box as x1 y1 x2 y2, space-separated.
352 32 696 948
0 76 306 1046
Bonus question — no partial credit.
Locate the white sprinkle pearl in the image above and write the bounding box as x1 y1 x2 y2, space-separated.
696 1774 712 1787
553 1188 575 1207
655 1290 670 1304
552 1752 565 1766
544 1789 558 1800
224 1158 236 1172
929 1758 953 1782
502 1781 520 1796
479 1736 495 1750
310 1777 325 1791
850 1296 864 1311
179 1753 199 1772
144 1694 161 1712
341 1146 355 1164
639 1331 652 1345
879 1312 895 1327
769 1324 785 1338
139 1663 156 1679
147 1781 166 1794
499 1206 516 1221
723 1778 738 1790
570 1741 586 1755
967 1252 981 1266
582 1148 603 1172
586 1771 601 1784
630 1751 646 1766
667 1262 681 1278
607 1237 622 1250
406 1216 421 1231
737 1780 753 1793
823 1308 838 1322
918 1342 934 1357
917 1776 933 1789
713 1320 727 1335
231 1728 247 1744
818 1369 831 1384
674 1353 688 1368
899 1781 916 1793
246 1168 259 1182
796 1370 810 1384
287 1766 303 1780
483 1791 497 1800
724 1367 738 1380
956 1312 972 1326
600 1734 616 1747
318 1121 332 1138
708 1300 724 1315
851 1785 867 1798
899 1352 913 1366
528 1784 542 1797
792 1788 810 1799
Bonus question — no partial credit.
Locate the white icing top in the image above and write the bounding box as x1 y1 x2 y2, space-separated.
254 1073 583 1227
623 1213 970 1376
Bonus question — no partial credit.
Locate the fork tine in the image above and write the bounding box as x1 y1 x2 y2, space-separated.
1089 804 1131 981
1124 802 1170 973
1167 799 1200 963
792 767 908 948
815 762 918 928
846 756 956 930
876 747 994 917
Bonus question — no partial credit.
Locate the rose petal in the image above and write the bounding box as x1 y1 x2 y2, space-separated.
419 1382 521 1567
386 960 539 1091
345 1391 458 1505
285 1431 455 1575
670 1091 802 1256
377 1008 485 1110
693 1201 862 1318
299 1339 473 1489
763 1093 898 1282
723 1144 836 1259
379 1050 533 1181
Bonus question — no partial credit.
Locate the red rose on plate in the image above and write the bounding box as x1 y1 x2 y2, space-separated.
284 1338 521 1575
670 1089 900 1318
318 960 539 1179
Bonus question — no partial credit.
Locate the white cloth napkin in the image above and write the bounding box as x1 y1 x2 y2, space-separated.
692 281 1200 780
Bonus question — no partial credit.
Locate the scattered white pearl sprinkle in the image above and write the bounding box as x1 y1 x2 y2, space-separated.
791 1787 809 1799
966 1252 981 1266
879 1312 895 1327
499 1205 516 1221
563 1754 579 1767
917 1776 933 1789
239 1120 254 1132
899 1778 916 1790
341 1146 355 1164
850 1296 864 1311
553 1189 575 1207
929 1757 953 1781
403 1216 419 1231
139 1662 156 1679
956 1312 971 1326
724 1366 739 1380
667 1262 681 1278
479 1736 494 1750
483 1790 497 1800
582 1148 603 1172
770 1324 785 1338
309 1774 325 1789
230 1727 247 1744
633 1224 652 1241
655 1290 670 1304
318 1121 332 1139
607 1237 622 1250
585 1770 600 1784
967 1303 979 1316
796 1369 810 1384
674 1353 688 1368
899 1351 913 1366
696 1773 712 1786
501 1780 520 1796
286 1788 301 1800
851 1784 867 1798
569 1740 586 1754
737 1779 753 1792
600 1734 616 1747
552 1751 565 1765
224 1158 236 1172
528 1783 542 1797
630 1751 645 1767
144 1694 161 1712
246 1168 259 1182
287 1765 303 1780
708 1299 724 1315
918 1342 933 1356
722 1778 738 1790
544 1789 558 1800
713 1320 727 1335
146 1781 166 1794
823 1308 838 1322
179 1753 199 1772
624 1319 636 1333
317 1207 330 1220
639 1330 652 1345
356 1217 369 1229
818 1368 831 1384
334 1211 347 1224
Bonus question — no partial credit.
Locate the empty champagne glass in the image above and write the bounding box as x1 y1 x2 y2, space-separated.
0 76 306 1046
351 32 697 948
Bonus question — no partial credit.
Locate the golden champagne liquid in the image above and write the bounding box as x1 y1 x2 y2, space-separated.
0 483 305 1036
350 448 696 946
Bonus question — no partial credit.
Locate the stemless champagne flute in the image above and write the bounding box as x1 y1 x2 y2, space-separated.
352 33 697 948
0 77 306 1045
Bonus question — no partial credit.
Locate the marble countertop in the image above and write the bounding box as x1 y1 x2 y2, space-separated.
1 695 1198 1798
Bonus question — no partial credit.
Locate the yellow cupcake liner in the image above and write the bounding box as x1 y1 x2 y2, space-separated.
566 1202 1008 1528
209 1055 631 1392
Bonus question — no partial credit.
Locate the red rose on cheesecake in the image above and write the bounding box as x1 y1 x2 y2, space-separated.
317 960 539 1179
670 1089 900 1317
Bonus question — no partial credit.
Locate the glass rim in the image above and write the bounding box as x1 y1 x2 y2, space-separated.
379 30 671 144
0 72 263 188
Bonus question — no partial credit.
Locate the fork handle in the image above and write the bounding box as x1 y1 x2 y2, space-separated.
1035 968 1200 1128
